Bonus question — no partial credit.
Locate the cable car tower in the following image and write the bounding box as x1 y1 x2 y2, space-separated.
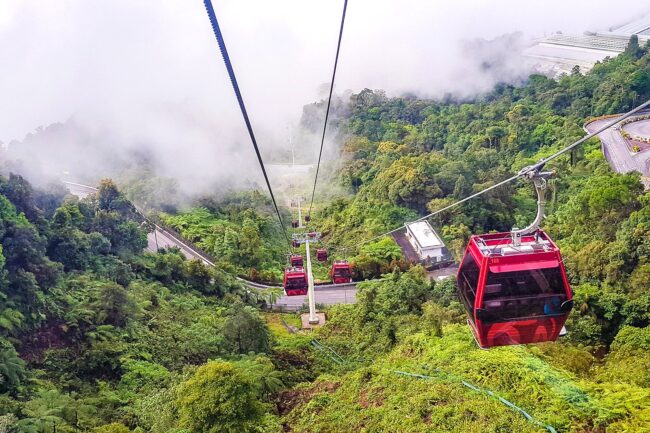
292 231 323 325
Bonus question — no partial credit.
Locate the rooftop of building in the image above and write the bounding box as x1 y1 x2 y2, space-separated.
524 12 650 77
406 220 444 249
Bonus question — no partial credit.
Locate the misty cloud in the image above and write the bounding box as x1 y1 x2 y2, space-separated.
1 1 648 195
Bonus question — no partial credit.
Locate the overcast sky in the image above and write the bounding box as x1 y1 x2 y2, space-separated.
0 1 648 190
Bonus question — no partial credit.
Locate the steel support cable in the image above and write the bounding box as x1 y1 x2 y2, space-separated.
203 0 291 245
359 98 650 246
307 0 349 218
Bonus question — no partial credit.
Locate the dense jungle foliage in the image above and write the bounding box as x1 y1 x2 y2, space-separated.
0 175 291 432
278 37 650 432
0 37 649 432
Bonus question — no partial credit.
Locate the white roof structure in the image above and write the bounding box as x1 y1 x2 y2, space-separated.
611 16 650 37
406 221 444 249
524 14 650 77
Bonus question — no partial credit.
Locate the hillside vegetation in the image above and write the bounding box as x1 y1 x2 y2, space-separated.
0 38 649 432
279 38 650 431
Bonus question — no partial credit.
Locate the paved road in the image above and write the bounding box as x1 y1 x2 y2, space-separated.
625 120 650 144
586 116 650 189
64 181 459 307
65 182 209 258
63 181 361 305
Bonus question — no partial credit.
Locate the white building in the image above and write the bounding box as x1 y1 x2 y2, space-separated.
405 221 445 262
523 15 650 78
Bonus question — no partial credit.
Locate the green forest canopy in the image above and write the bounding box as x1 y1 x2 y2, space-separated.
0 37 648 432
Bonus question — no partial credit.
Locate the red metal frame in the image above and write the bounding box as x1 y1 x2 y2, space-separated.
283 267 308 296
330 260 352 284
457 230 573 348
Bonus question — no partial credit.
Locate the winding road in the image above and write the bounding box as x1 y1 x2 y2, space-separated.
586 114 650 189
64 181 357 308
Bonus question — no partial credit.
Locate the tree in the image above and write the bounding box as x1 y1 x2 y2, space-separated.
360 237 402 263
92 211 147 255
91 283 137 327
0 414 18 433
0 245 6 289
485 126 506 148
624 34 642 59
357 266 431 319
0 174 43 227
176 360 267 433
0 340 26 394
47 228 92 271
184 259 212 292
421 301 452 337
94 423 131 433
236 356 284 397
237 218 263 267
97 179 120 212
264 287 284 309
441 224 471 261
16 389 73 433
222 302 270 355
629 264 650 294
571 65 581 76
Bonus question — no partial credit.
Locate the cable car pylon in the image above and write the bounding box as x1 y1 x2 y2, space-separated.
292 230 323 325
305 234 319 325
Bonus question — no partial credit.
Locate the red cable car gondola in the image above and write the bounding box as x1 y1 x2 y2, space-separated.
292 239 300 248
316 248 328 262
283 267 308 296
456 168 573 348
457 230 573 348
290 254 303 267
330 260 352 284
291 220 299 229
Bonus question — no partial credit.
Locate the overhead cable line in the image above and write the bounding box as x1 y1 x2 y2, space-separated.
360 98 650 246
203 0 291 244
307 0 349 218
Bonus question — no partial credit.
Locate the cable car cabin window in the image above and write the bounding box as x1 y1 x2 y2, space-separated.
482 267 567 321
285 277 306 289
458 253 479 313
333 267 351 278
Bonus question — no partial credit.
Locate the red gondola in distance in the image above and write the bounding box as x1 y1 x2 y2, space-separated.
284 267 308 296
456 229 573 348
330 260 352 284
290 254 303 267
316 248 328 262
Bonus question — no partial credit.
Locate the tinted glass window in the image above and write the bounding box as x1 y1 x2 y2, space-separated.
458 252 479 313
286 277 307 289
334 267 351 277
482 267 567 320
